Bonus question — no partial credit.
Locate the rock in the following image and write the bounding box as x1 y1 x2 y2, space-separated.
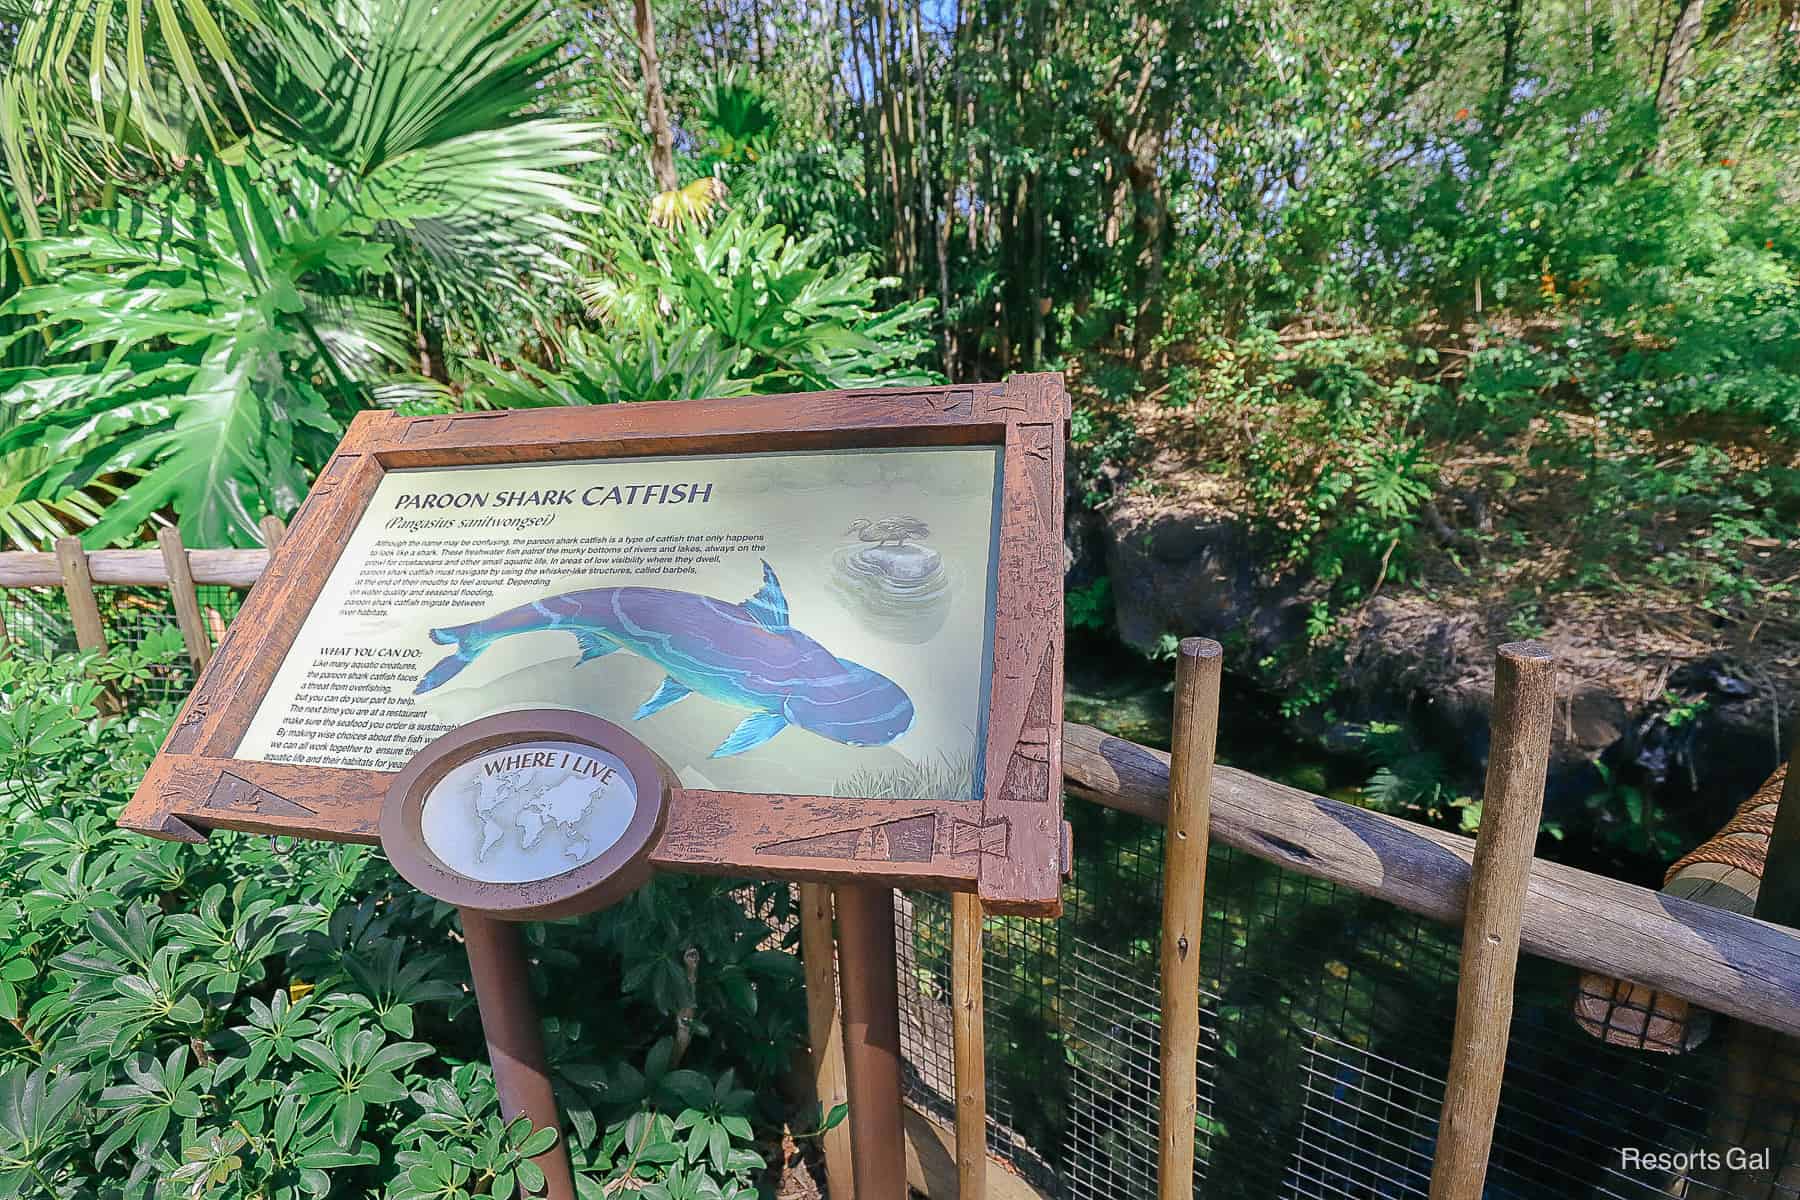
1618 656 1790 811
1100 497 1297 651
829 541 952 643
1088 491 1796 836
1063 456 1106 590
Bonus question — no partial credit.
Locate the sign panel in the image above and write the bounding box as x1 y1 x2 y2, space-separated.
234 447 1002 801
122 378 1069 914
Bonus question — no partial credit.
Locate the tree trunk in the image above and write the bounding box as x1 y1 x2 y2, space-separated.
1129 160 1168 367
1494 0 1524 129
634 0 679 193
1656 0 1705 123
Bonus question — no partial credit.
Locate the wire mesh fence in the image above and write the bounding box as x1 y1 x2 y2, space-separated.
896 800 1799 1200
0 582 245 703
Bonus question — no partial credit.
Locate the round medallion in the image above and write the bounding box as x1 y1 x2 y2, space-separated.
381 711 670 920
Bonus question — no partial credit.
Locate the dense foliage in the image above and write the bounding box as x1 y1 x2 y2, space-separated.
6 1 1793 644
0 631 811 1198
1 0 1797 1188
572 1 1799 651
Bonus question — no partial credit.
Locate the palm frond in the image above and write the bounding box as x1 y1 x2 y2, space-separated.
243 0 602 321
0 444 127 550
0 0 273 235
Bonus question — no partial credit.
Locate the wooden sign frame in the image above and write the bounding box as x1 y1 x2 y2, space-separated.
121 376 1069 915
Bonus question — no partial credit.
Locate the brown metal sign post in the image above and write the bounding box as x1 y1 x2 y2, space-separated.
119 379 1070 1200
382 711 672 1200
460 912 575 1200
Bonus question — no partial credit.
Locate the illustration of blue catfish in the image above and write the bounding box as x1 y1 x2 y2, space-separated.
415 561 915 758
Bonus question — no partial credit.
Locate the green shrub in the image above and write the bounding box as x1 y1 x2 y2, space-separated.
0 632 807 1198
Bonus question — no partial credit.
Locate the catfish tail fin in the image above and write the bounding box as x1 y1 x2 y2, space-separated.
416 622 486 694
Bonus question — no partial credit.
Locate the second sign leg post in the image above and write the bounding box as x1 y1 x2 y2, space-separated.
834 882 907 1200
461 910 578 1200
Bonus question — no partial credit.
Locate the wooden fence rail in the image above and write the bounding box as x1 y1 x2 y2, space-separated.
1063 722 1800 1041
0 547 271 589
6 545 1800 1043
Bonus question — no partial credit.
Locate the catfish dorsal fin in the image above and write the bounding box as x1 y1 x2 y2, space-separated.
741 561 789 630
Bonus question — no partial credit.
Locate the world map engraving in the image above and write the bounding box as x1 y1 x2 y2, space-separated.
464 768 608 864
419 743 637 885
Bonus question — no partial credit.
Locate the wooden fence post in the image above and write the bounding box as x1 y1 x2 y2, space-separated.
157 527 212 670
952 891 988 1200
55 536 107 654
799 882 855 1198
1428 642 1557 1200
56 536 115 714
1158 637 1223 1200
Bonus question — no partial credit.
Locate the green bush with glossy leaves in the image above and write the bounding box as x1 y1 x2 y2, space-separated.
0 630 808 1199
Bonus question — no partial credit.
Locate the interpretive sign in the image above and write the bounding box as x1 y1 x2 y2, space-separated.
235 445 1000 799
381 711 670 920
122 377 1070 914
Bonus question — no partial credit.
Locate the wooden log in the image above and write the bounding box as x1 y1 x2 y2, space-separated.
0 548 271 589
55 537 107 653
952 890 987 1200
800 883 854 1199
1059 722 1800 1041
1158 638 1222 1200
1428 643 1557 1200
157 528 212 670
259 515 287 551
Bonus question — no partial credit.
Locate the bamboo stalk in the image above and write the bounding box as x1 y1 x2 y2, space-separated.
799 882 854 1199
1158 638 1223 1200
156 528 212 670
1428 642 1557 1200
952 890 987 1200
